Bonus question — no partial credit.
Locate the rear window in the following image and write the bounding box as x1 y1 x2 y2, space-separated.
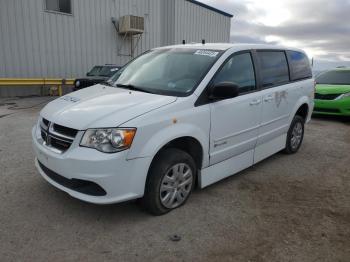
286 51 312 81
316 70 350 85
257 51 289 88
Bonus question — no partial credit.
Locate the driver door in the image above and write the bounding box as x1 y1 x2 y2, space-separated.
209 52 262 165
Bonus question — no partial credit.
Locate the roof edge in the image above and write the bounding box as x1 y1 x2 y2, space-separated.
185 0 234 18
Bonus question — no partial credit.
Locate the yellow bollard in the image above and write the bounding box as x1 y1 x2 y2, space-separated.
58 85 63 96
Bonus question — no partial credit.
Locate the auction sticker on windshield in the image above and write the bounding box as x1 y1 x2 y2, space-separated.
194 50 219 57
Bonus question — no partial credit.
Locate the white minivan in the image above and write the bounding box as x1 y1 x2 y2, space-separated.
32 44 314 215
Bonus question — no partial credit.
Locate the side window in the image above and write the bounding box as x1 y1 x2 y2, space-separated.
46 0 72 14
212 53 256 94
286 51 312 81
257 51 289 88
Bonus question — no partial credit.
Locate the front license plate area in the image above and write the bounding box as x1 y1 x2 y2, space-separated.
37 149 50 167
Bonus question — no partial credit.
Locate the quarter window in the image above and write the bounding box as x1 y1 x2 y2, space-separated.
212 53 256 94
46 0 72 14
286 51 312 81
257 51 289 88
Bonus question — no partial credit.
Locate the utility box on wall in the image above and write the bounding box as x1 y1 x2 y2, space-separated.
118 15 144 35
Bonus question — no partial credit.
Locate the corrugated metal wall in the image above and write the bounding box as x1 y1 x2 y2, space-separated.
174 0 230 44
0 0 231 80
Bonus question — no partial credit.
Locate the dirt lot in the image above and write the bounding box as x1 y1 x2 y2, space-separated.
0 97 349 262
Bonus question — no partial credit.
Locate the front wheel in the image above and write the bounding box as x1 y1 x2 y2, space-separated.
284 115 305 154
141 148 196 215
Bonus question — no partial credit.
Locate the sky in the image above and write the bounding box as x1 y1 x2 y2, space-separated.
201 0 350 70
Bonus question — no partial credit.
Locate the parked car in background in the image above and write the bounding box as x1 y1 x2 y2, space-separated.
32 44 314 215
73 64 122 91
314 68 350 116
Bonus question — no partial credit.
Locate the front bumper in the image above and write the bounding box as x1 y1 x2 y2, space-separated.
32 125 151 204
313 97 350 116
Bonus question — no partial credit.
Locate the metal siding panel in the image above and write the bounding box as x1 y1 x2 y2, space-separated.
172 0 230 45
0 0 230 81
8 0 22 76
0 0 10 77
57 15 65 76
30 0 44 77
13 0 25 77
46 13 58 76
22 0 34 76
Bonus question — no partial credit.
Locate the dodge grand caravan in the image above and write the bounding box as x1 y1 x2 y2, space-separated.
32 44 314 215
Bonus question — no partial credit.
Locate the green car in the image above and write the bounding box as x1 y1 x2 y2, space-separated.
314 68 350 116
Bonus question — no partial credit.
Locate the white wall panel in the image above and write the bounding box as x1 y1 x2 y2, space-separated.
0 0 231 81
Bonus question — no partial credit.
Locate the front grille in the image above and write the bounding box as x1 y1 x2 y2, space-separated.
314 107 340 113
40 118 78 153
50 135 72 151
314 93 340 100
41 130 48 141
42 118 50 126
38 161 107 196
53 123 78 138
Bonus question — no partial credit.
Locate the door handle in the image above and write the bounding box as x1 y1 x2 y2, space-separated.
264 95 274 102
249 99 261 106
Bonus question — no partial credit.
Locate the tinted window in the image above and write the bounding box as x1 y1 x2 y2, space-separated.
99 66 120 77
212 53 256 94
257 51 289 88
316 70 350 85
46 0 72 14
287 51 312 81
87 66 120 77
87 66 103 76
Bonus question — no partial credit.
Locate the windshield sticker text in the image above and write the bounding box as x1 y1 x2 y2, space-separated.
194 50 219 57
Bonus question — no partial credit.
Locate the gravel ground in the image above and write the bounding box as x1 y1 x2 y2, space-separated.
0 97 349 262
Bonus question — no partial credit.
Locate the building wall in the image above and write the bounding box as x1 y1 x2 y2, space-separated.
0 0 231 79
174 0 230 44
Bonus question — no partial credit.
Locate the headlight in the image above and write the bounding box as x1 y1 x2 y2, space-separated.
75 80 80 87
80 128 136 153
336 92 350 100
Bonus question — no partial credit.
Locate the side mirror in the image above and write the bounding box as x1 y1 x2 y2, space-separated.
209 82 239 100
86 72 92 76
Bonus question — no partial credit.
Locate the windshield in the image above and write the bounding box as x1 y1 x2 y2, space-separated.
87 66 120 77
109 48 223 96
316 70 350 85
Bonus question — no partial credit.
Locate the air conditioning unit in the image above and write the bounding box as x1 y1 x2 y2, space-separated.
119 15 144 35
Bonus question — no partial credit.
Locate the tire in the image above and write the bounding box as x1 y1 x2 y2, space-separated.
284 115 305 154
141 148 196 215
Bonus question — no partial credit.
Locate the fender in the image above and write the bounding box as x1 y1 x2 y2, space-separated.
126 122 210 168
288 95 312 124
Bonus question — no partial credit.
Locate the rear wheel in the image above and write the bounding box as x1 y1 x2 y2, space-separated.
284 115 304 154
141 148 196 215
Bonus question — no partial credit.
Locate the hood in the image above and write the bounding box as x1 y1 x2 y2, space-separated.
316 84 350 94
40 84 177 130
76 76 108 81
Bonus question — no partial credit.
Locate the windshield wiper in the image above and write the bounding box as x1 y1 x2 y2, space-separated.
100 81 113 87
116 83 153 94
